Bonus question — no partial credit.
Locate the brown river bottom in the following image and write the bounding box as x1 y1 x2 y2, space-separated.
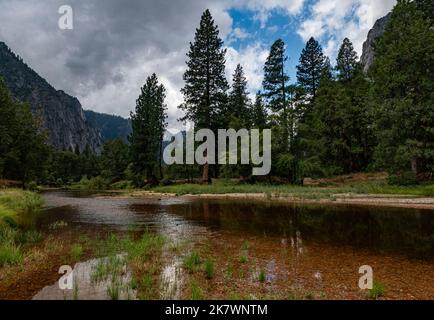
0 191 433 300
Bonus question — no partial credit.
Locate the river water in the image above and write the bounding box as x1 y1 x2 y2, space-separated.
33 191 434 299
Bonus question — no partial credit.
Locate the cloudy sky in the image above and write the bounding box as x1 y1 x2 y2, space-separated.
0 0 396 129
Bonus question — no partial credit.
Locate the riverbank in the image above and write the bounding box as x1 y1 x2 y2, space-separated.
0 189 43 225
1 190 433 300
117 181 434 210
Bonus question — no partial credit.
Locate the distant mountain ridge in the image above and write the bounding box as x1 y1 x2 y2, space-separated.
85 110 132 143
0 41 102 153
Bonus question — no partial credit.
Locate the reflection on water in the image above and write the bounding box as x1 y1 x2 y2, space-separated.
33 255 136 300
33 191 434 299
39 191 434 260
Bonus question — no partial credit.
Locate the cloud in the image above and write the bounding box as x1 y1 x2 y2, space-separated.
233 27 250 39
226 43 269 96
0 0 307 131
297 0 396 61
237 0 306 27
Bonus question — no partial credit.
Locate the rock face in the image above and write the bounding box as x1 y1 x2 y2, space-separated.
0 42 102 153
361 13 391 73
85 110 132 143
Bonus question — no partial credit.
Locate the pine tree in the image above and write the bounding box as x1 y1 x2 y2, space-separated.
100 139 129 182
263 39 290 148
251 92 268 129
336 38 359 81
180 9 228 182
415 0 434 23
228 64 251 127
0 78 49 184
296 37 326 99
321 57 333 82
370 0 434 176
130 74 167 186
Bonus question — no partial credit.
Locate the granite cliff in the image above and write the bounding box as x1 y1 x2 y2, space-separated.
360 13 391 73
0 42 102 153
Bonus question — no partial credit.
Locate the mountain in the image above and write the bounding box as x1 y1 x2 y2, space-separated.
84 110 132 143
361 13 391 73
0 42 102 153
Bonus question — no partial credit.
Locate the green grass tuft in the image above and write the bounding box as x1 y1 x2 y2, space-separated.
183 251 201 273
369 282 385 300
204 258 214 279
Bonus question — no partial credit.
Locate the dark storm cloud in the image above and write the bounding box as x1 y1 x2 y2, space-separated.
0 0 310 126
0 0 233 122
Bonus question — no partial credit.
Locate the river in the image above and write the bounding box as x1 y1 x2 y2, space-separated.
30 191 434 299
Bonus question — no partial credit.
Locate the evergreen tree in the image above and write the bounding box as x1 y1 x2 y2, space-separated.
370 0 434 175
296 37 326 99
180 9 228 182
263 39 290 149
415 0 434 23
251 92 268 129
100 139 129 182
0 78 15 177
321 57 333 82
0 78 49 185
130 74 167 185
336 38 359 81
228 64 251 127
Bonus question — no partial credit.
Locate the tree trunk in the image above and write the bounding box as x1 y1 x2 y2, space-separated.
159 138 163 179
411 157 418 175
202 163 210 184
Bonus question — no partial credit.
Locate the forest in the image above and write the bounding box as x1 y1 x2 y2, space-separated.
0 0 433 189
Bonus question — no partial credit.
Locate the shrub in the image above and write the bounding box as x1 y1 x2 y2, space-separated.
72 176 110 191
388 172 419 186
25 181 39 192
111 180 134 190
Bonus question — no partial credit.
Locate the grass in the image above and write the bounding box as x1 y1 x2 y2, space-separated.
204 258 214 279
258 269 266 283
0 189 43 224
15 230 42 244
183 252 201 273
369 282 385 300
239 254 248 264
0 189 43 267
149 179 434 199
122 233 165 261
91 255 126 284
190 282 203 300
49 220 68 231
139 273 155 299
0 243 23 267
69 244 83 261
69 176 109 191
89 231 166 300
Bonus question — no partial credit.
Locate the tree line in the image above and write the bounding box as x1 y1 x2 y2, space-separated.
0 0 432 187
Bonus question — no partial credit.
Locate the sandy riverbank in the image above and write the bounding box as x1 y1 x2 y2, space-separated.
120 191 434 210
